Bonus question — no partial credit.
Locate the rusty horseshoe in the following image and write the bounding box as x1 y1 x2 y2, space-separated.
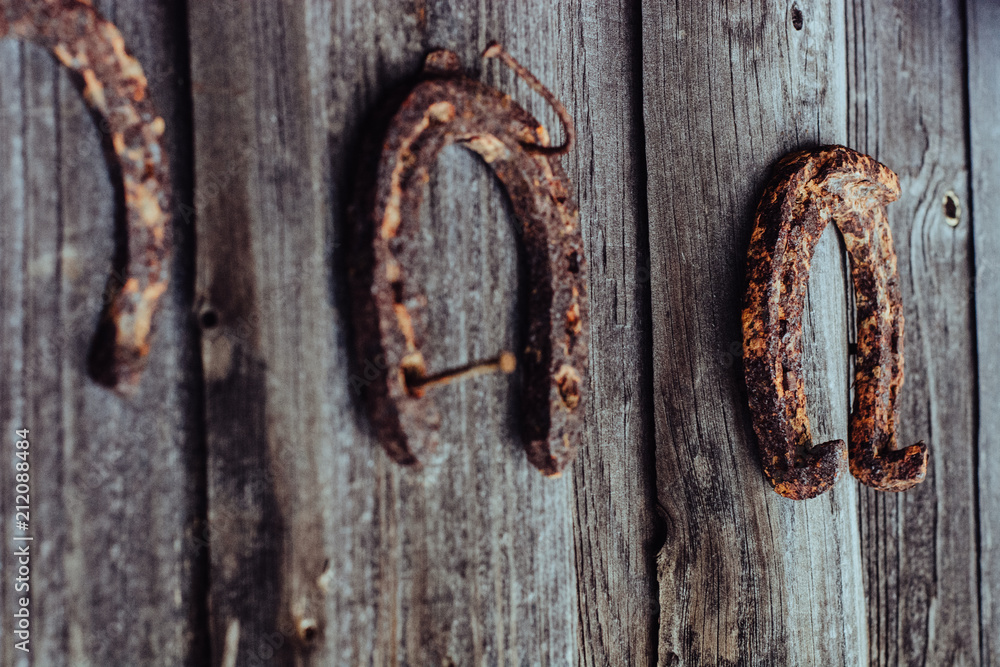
349 43 588 476
743 145 928 499
1 0 171 392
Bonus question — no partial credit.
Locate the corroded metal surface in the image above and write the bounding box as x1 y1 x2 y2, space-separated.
1 0 171 391
743 145 928 499
350 44 588 476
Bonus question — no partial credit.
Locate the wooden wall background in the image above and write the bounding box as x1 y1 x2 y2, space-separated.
0 0 995 664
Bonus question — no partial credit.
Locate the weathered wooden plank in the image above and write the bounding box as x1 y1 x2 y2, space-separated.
557 1 661 663
642 0 867 663
968 0 1000 663
846 0 981 663
189 0 654 663
356 9 582 662
0 1 203 665
188 3 304 664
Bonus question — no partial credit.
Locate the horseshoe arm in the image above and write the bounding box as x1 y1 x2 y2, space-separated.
480 140 587 476
2 1 172 392
743 150 847 499
821 153 929 492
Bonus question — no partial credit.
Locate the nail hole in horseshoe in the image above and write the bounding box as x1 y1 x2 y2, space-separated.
391 280 405 304
567 250 581 273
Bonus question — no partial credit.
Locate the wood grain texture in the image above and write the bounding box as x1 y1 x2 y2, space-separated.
968 0 1000 663
642 0 867 663
0 1 203 665
4 0 996 663
559 1 661 663
189 3 316 663
847 0 981 663
188 0 655 664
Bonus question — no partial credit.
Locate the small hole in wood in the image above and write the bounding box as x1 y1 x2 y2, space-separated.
298 618 319 644
200 309 219 329
791 4 804 30
943 190 961 227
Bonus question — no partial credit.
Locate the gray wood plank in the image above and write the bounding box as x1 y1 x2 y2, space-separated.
641 1 867 663
846 1 981 663
0 1 204 665
967 0 1000 663
188 0 656 663
187 3 301 663
557 1 661 663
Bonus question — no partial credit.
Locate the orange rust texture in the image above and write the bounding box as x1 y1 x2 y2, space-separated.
349 46 587 476
742 145 927 500
2 0 171 391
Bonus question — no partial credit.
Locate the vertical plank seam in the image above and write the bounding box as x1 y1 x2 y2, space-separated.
171 0 214 662
960 1 985 664
53 47 70 661
631 0 666 664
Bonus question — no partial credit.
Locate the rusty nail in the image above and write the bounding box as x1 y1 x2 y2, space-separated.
349 43 588 476
743 145 927 499
3 0 172 392
405 352 517 395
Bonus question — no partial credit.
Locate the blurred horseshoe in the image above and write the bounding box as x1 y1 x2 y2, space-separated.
743 145 928 499
1 0 171 392
349 43 587 476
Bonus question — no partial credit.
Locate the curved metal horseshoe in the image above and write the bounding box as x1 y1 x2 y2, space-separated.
349 43 588 476
1 1 171 392
743 145 928 499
